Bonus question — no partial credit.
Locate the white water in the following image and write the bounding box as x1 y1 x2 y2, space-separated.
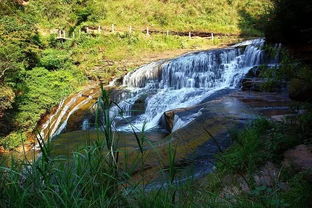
39 38 270 139
37 89 98 144
112 38 267 132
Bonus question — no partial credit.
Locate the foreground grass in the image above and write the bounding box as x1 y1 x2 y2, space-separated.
196 117 312 208
1 89 312 207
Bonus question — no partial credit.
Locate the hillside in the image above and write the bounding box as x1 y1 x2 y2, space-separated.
30 0 272 35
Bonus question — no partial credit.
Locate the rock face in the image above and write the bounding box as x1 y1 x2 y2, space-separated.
240 66 265 92
162 111 175 132
244 66 263 78
241 78 266 91
254 162 279 187
284 145 312 174
288 78 312 102
241 66 285 92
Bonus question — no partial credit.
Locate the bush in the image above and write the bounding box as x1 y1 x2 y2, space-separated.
39 49 71 70
14 67 86 131
1 131 27 149
0 85 15 113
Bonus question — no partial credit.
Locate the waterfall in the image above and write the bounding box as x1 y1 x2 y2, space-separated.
37 88 99 142
39 38 272 140
82 119 90 130
112 38 268 131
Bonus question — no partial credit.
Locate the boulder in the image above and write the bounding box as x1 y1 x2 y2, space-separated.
245 66 262 78
254 162 280 187
241 78 265 91
284 145 312 171
161 111 175 132
288 78 312 102
284 145 312 180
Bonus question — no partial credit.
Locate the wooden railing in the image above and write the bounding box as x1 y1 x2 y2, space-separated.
53 24 239 40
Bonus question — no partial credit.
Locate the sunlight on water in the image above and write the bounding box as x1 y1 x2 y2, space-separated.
112 39 267 131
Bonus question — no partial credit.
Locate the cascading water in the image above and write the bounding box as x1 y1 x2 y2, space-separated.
41 38 274 140
111 38 270 132
37 88 100 142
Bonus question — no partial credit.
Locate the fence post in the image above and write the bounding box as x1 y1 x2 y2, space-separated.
111 24 115 33
211 33 214 40
86 27 89 34
98 26 101 33
189 32 191 39
167 30 169 36
146 27 150 36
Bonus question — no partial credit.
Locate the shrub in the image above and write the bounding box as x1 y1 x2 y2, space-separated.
0 85 15 113
39 49 71 70
1 131 27 149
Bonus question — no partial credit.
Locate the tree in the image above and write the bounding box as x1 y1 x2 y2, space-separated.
265 0 312 44
0 0 39 133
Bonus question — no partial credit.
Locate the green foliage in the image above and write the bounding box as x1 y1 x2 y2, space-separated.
217 119 272 174
39 49 71 70
188 116 312 208
259 48 312 101
0 1 39 83
1 132 27 150
28 0 272 36
0 43 24 83
0 85 15 113
218 116 310 174
281 172 312 207
14 67 86 131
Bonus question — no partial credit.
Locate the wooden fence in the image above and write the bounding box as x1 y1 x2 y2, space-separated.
52 24 238 41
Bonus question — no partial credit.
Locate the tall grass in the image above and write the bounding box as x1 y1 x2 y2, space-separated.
0 87 181 208
1 89 311 207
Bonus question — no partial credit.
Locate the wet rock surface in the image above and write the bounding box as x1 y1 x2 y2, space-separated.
230 90 293 119
241 78 266 91
284 145 312 176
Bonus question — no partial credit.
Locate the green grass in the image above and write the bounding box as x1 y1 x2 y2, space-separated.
29 0 272 36
200 116 312 208
70 32 242 80
0 88 181 208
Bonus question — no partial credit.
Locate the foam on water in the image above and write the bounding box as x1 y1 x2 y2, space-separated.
112 39 268 132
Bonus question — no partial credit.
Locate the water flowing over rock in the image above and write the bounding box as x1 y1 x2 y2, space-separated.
40 38 276 140
112 38 271 132
37 87 100 141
